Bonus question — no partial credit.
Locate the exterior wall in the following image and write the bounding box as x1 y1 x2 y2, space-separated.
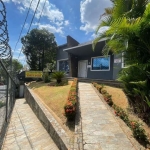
57 36 122 80
78 55 114 80
67 35 79 47
57 44 68 61
69 54 78 77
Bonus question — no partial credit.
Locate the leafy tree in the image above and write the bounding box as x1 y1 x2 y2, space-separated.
93 0 150 124
0 59 23 82
21 28 57 71
12 59 23 72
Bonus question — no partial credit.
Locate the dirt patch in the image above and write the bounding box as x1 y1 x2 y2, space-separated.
104 86 129 109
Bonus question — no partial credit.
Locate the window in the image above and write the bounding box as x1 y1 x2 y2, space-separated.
91 56 110 71
58 60 69 73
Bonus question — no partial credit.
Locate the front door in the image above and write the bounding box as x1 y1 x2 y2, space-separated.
78 60 87 78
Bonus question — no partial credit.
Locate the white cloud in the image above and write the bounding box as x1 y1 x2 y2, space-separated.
64 20 70 26
18 6 26 13
5 0 70 34
80 0 112 33
3 0 10 2
10 0 64 24
33 23 64 34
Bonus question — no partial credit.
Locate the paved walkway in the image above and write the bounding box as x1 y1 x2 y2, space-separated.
2 98 58 150
79 82 135 150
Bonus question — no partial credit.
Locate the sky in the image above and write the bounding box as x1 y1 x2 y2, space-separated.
3 0 112 66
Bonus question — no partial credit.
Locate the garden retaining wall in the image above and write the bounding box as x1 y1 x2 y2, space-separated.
24 85 73 150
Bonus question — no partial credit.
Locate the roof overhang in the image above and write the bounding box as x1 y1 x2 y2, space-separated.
63 38 106 56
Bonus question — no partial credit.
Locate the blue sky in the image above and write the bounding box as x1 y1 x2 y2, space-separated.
3 0 112 66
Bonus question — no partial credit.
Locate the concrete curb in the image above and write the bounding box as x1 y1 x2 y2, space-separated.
24 85 73 150
73 86 83 150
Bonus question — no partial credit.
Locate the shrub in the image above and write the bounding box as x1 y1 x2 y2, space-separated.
113 104 149 147
42 72 50 83
64 78 78 121
55 79 68 86
0 101 5 108
101 89 107 94
51 71 65 83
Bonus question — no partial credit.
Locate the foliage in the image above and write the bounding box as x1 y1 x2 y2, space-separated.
64 78 78 121
43 61 56 73
51 71 65 84
113 104 149 147
113 104 129 124
0 101 5 108
21 28 57 71
92 82 113 106
12 59 23 72
55 79 68 86
42 72 50 83
93 0 150 124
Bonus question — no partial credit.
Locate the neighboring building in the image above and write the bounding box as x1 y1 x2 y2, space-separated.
56 35 124 80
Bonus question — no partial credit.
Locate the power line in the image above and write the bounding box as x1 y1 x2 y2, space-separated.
21 0 47 65
13 0 34 55
36 0 47 29
27 0 41 33
18 0 41 60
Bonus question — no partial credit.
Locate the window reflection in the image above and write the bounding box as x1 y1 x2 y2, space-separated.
59 60 69 73
92 56 110 70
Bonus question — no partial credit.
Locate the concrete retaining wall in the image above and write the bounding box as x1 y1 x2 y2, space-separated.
24 86 72 150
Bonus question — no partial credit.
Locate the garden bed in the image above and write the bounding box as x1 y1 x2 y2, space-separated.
92 82 150 148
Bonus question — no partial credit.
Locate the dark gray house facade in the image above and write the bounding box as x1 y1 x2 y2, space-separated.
56 36 124 80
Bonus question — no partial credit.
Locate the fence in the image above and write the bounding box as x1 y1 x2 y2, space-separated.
0 59 16 149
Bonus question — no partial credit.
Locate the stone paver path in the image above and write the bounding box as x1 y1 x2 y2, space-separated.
2 98 58 150
79 82 135 150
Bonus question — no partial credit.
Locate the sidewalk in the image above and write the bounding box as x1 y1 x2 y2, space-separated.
2 98 58 150
78 82 135 150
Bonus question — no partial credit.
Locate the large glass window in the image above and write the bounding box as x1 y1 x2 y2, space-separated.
59 60 69 73
91 56 110 71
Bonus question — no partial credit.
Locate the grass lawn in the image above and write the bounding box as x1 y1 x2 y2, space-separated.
28 81 74 134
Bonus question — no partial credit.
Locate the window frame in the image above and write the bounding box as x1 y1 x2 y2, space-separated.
90 55 111 71
57 58 69 73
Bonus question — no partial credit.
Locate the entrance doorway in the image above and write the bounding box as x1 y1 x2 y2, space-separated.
78 60 88 78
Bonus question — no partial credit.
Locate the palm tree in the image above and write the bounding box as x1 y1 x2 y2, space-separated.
93 0 150 124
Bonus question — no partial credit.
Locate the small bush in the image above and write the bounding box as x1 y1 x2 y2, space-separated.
64 78 78 121
113 104 149 147
42 72 50 83
55 79 68 86
101 89 107 94
0 101 5 108
51 71 65 83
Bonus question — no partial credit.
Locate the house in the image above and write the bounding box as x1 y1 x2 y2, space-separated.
56 36 124 80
